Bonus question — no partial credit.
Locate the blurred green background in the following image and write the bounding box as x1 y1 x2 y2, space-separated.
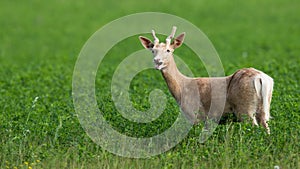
0 0 299 168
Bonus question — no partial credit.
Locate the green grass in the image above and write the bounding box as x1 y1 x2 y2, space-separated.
1 0 299 168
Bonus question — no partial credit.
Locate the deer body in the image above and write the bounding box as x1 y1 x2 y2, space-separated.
139 27 274 134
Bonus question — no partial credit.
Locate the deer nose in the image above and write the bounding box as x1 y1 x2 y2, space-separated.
153 58 160 64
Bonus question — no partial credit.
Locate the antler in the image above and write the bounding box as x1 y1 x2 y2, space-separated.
166 26 177 48
152 30 159 46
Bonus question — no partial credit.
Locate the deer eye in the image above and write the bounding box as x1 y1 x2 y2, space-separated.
166 49 170 53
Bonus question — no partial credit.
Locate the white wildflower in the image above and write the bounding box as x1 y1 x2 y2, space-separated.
32 96 39 108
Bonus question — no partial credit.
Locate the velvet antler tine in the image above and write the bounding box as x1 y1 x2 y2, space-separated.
166 26 177 47
152 30 159 45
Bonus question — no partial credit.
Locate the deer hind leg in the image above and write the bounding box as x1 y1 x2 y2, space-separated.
256 106 271 134
248 104 259 126
235 104 259 126
250 112 259 126
257 114 270 134
261 120 270 134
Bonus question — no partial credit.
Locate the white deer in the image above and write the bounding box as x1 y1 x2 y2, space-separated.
139 26 274 134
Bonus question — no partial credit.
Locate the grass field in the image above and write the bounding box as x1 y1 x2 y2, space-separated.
1 0 299 168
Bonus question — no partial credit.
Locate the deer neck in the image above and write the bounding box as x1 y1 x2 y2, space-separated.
161 57 186 103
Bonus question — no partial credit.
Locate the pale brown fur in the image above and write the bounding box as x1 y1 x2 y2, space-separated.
139 27 274 134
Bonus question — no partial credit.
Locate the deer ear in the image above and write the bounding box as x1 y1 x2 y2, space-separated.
139 36 154 49
172 32 185 49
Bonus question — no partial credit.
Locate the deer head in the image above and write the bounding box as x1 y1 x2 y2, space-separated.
139 26 185 70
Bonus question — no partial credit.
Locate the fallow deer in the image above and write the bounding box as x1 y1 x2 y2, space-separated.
139 26 274 134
